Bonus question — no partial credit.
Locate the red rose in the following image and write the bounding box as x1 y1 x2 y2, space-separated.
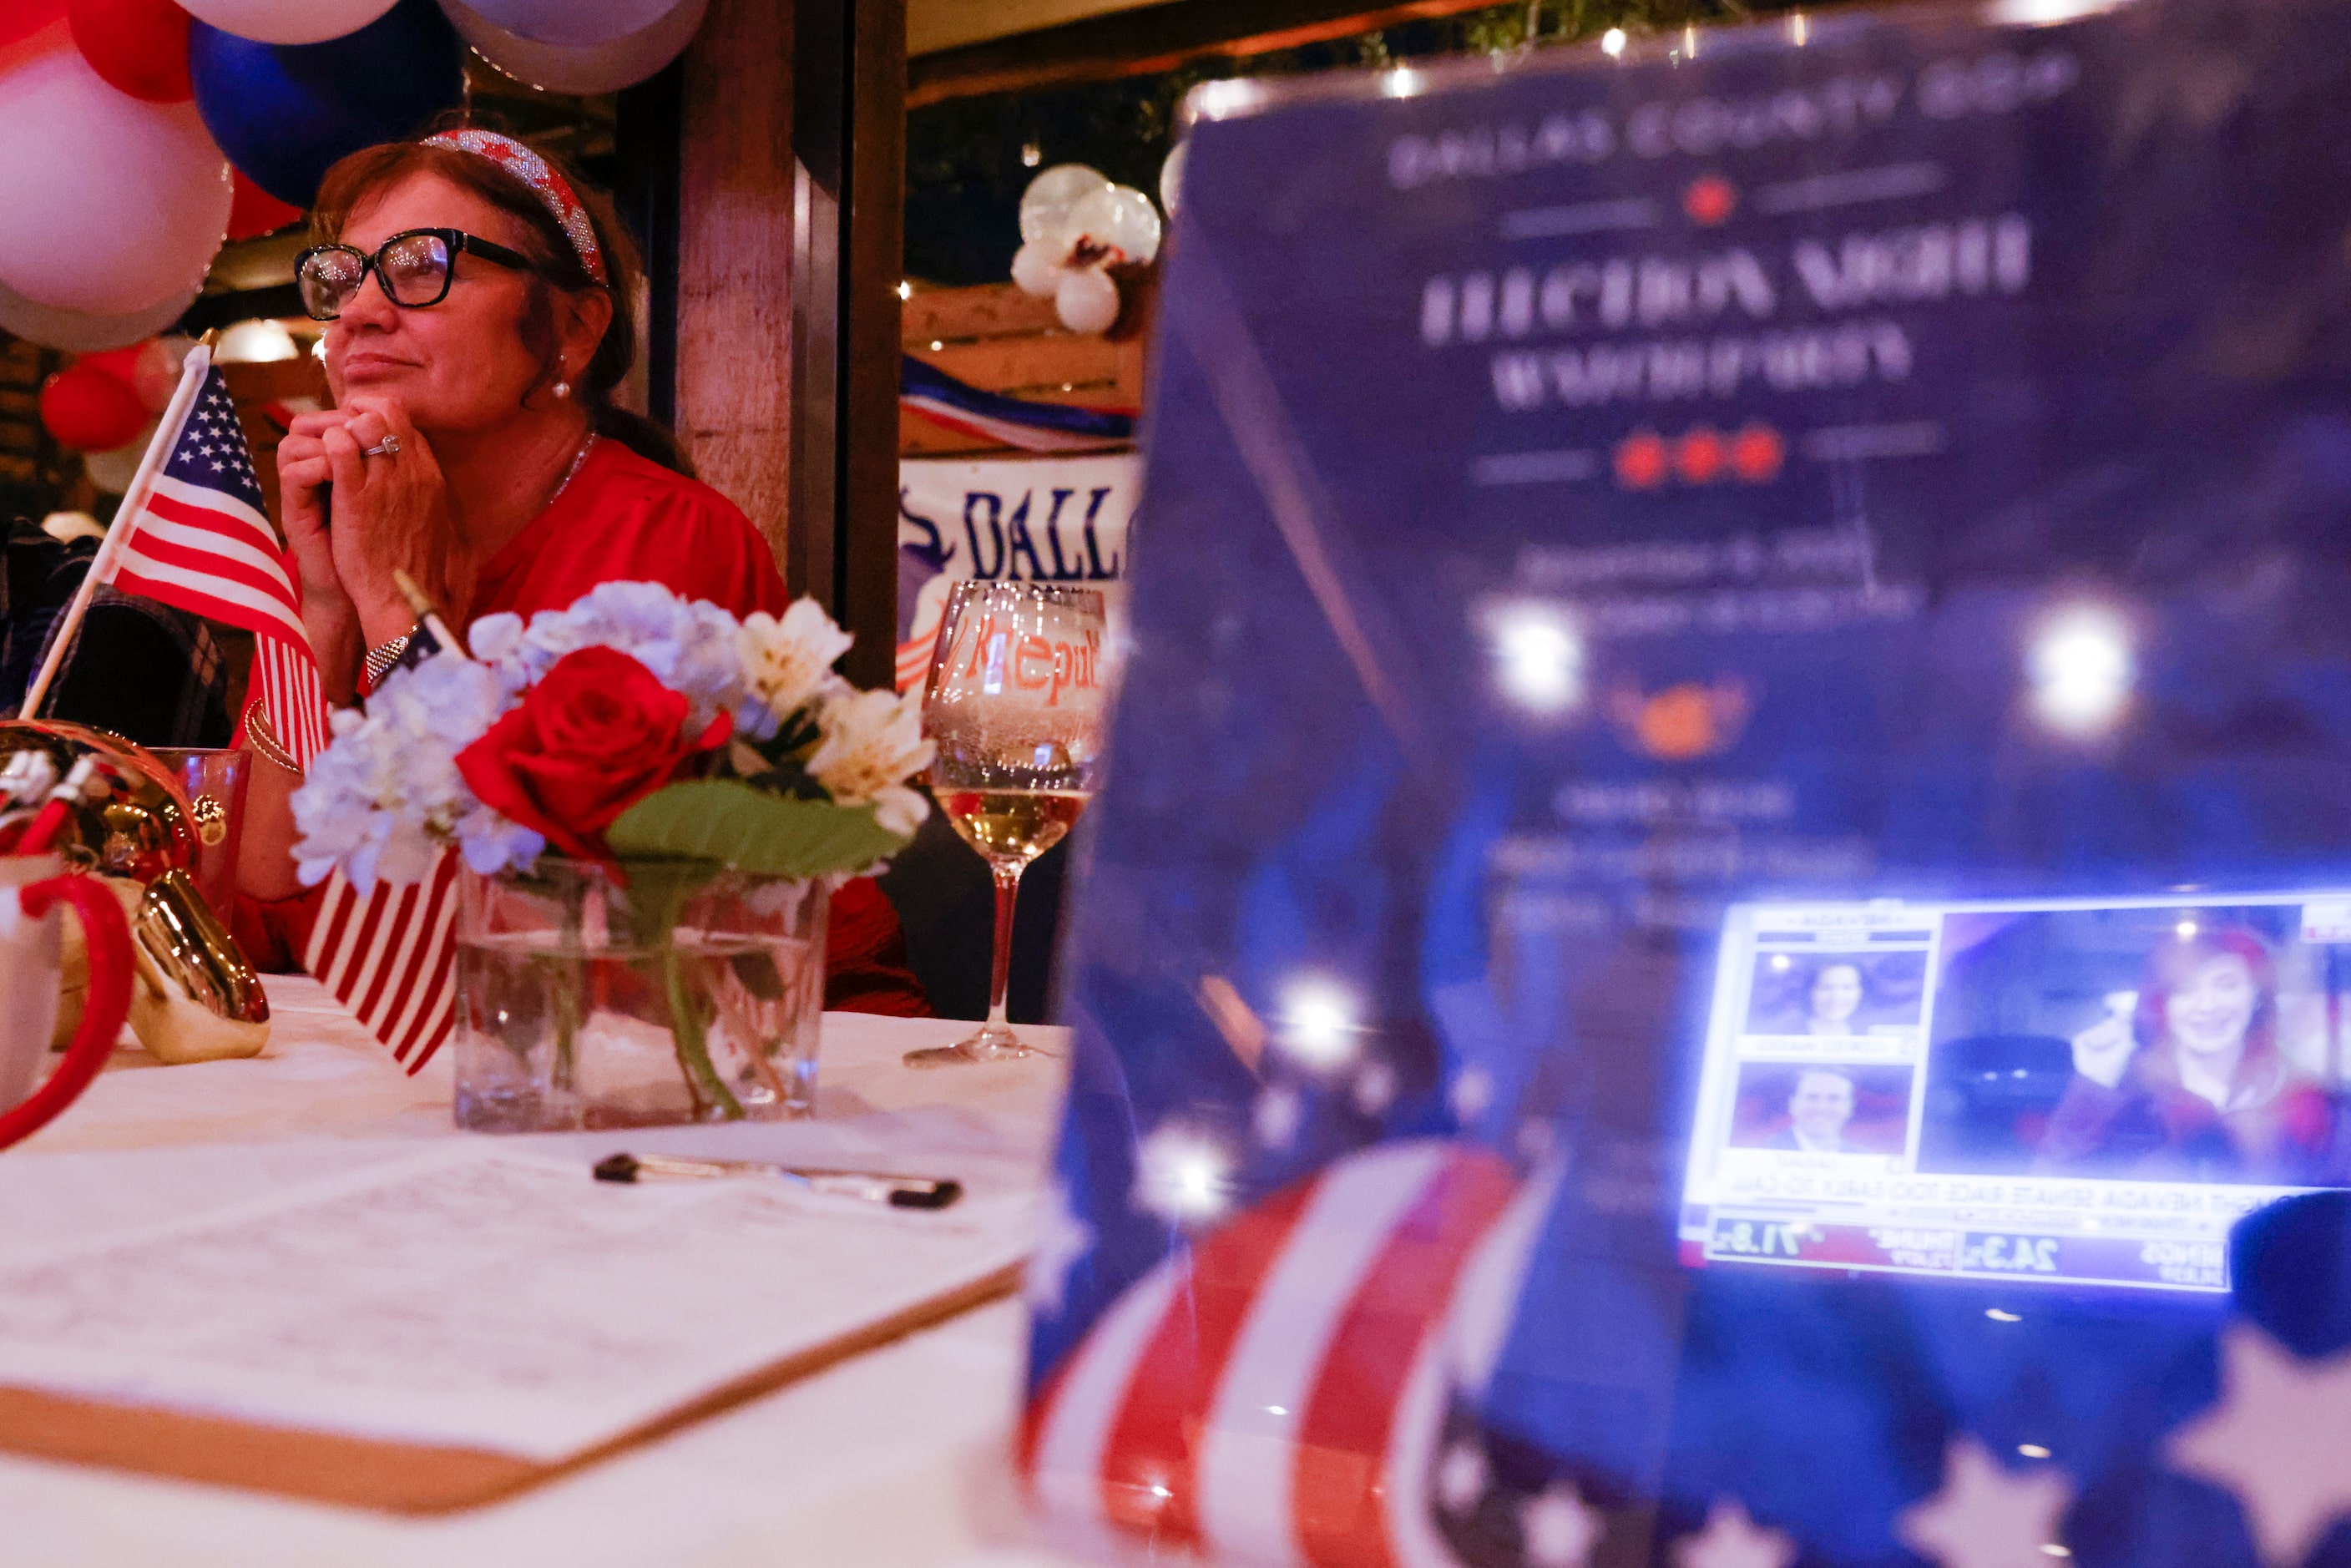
457 646 730 861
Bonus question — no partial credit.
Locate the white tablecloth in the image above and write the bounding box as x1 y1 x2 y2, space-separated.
1 979 1095 1568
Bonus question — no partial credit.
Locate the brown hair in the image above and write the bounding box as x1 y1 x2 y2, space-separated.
309 127 687 473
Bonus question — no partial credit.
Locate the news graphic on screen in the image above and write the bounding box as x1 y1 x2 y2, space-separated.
1680 893 2351 1292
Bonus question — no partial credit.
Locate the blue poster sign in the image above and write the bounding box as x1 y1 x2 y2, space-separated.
1025 3 2351 1565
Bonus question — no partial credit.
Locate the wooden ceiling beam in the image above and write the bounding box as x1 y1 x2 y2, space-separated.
908 0 1503 107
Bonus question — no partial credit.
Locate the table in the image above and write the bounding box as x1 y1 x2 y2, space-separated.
1 979 1097 1568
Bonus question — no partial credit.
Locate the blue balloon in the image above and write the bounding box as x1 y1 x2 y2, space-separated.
189 0 467 210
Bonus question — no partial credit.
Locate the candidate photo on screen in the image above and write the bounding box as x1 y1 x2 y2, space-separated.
1742 951 1928 1039
1916 904 2351 1183
1727 1062 1914 1156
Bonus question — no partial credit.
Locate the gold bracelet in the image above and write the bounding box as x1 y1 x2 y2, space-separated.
245 703 303 776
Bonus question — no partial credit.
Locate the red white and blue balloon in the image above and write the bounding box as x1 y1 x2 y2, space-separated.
1010 164 1164 336
178 0 397 46
438 0 706 94
188 0 467 208
0 25 229 320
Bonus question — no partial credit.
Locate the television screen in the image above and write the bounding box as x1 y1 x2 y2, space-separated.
1680 893 2351 1291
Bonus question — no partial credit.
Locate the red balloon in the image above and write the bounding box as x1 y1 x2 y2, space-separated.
67 0 191 103
226 170 302 240
75 342 149 386
39 363 149 451
0 0 68 51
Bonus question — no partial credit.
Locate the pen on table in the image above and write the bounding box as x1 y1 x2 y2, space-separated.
593 1152 963 1210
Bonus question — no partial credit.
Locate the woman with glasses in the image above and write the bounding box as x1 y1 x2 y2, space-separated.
231 124 929 1016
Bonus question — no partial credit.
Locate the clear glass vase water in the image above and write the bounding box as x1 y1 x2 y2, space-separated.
451 860 830 1131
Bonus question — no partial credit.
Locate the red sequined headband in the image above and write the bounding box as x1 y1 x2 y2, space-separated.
421 129 608 286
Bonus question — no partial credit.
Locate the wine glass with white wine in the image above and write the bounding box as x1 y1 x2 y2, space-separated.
907 579 1109 1066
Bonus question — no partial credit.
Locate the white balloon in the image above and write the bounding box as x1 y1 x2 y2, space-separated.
441 0 709 94
85 420 160 495
0 34 230 316
447 0 681 46
0 275 202 354
1054 266 1121 336
1019 164 1110 248
1010 240 1064 298
1068 183 1163 267
1159 141 1187 220
179 0 399 45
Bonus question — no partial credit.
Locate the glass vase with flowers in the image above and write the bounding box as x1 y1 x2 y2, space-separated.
289 582 933 1130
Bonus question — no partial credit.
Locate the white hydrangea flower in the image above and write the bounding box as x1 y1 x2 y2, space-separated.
805 686 935 837
465 609 525 665
288 652 544 890
739 598 854 732
471 580 752 731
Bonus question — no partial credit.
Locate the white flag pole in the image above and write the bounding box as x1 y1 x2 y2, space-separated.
22 344 215 720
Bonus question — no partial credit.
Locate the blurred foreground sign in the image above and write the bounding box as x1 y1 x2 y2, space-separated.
1030 3 2351 1565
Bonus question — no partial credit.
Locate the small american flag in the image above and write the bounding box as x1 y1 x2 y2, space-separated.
304 847 464 1072
95 356 333 766
82 350 459 1070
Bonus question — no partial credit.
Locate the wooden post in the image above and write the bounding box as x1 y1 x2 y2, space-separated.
675 0 796 572
838 0 908 692
613 62 684 430
669 0 904 689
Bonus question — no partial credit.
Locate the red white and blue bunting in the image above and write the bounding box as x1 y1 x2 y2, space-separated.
900 354 1136 455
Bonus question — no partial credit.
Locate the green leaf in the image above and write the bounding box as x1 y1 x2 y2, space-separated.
606 779 911 880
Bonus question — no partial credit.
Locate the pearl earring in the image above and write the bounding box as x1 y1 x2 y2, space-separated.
554 379 572 399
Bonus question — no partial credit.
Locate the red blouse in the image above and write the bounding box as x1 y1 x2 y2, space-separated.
235 438 931 1017
470 438 784 625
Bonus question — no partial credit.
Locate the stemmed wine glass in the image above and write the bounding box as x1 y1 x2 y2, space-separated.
907 580 1109 1067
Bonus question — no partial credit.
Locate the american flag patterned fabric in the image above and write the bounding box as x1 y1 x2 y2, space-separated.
96 362 332 767
1023 1141 1524 1566
248 633 331 764
303 847 464 1072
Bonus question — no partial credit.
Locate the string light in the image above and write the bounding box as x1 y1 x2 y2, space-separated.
1190 79 1268 121
1281 978 1360 1069
1484 600 1585 716
2027 604 2135 737
1135 1124 1234 1222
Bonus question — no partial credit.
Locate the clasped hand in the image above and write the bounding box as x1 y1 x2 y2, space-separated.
277 395 470 655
